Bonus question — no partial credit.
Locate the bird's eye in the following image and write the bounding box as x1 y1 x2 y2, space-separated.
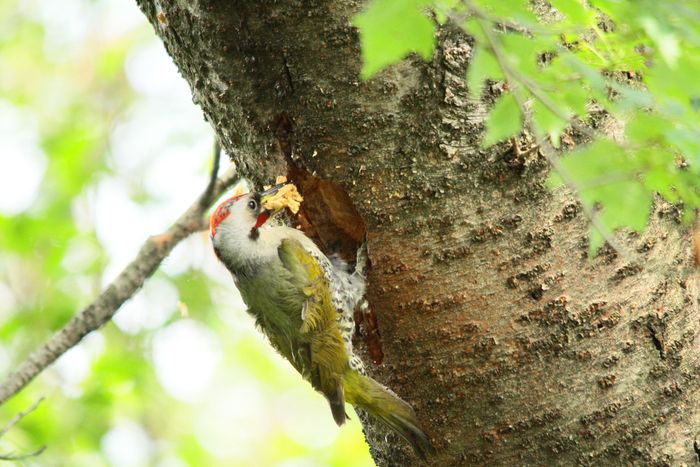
248 200 257 210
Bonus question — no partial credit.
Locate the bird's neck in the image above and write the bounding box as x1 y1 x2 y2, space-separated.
214 224 288 276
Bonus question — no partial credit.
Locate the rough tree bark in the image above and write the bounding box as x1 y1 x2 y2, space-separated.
135 1 700 465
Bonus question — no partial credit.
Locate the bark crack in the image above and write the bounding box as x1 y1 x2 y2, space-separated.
282 54 295 94
647 319 666 359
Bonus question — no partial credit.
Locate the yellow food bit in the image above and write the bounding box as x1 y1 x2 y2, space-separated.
262 176 288 191
263 180 304 214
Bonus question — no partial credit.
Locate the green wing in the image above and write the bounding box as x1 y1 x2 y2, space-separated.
278 238 350 425
277 238 335 333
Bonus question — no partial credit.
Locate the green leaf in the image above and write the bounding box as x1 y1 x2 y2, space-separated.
561 84 589 118
557 137 654 235
549 0 593 24
501 34 557 76
644 167 679 202
585 181 653 256
547 170 565 190
668 127 700 166
588 228 605 257
560 54 608 103
647 58 700 113
461 17 487 44
532 99 567 147
625 111 672 144
639 16 680 68
467 46 503 100
354 0 436 79
433 0 462 24
483 93 522 146
609 83 654 112
596 181 653 232
475 0 538 26
560 138 628 184
676 172 700 213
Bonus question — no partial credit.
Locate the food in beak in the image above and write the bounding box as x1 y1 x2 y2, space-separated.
261 177 304 214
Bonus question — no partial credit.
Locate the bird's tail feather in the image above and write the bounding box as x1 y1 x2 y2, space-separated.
343 370 435 459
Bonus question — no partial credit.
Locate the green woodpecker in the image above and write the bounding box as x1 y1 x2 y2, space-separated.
210 181 433 458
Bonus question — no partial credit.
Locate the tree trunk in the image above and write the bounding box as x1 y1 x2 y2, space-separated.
135 1 700 465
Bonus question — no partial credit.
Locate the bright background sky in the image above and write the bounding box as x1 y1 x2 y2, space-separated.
0 0 374 465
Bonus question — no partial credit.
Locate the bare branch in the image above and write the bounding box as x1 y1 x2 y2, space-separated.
0 445 46 462
0 397 46 461
0 164 238 406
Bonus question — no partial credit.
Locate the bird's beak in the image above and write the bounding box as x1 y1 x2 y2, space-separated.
259 184 285 214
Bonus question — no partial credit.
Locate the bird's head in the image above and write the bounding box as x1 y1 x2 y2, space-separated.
209 180 286 242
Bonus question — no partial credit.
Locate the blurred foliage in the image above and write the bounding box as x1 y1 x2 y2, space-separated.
0 0 374 465
356 0 700 254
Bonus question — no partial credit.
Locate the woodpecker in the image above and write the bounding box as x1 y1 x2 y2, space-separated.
210 181 433 458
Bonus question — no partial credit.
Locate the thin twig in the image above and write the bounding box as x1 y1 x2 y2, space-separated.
201 138 222 209
575 171 640 190
0 445 46 461
0 163 238 406
0 397 44 439
0 397 46 461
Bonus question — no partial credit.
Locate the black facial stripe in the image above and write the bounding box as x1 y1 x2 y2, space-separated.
253 193 262 212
